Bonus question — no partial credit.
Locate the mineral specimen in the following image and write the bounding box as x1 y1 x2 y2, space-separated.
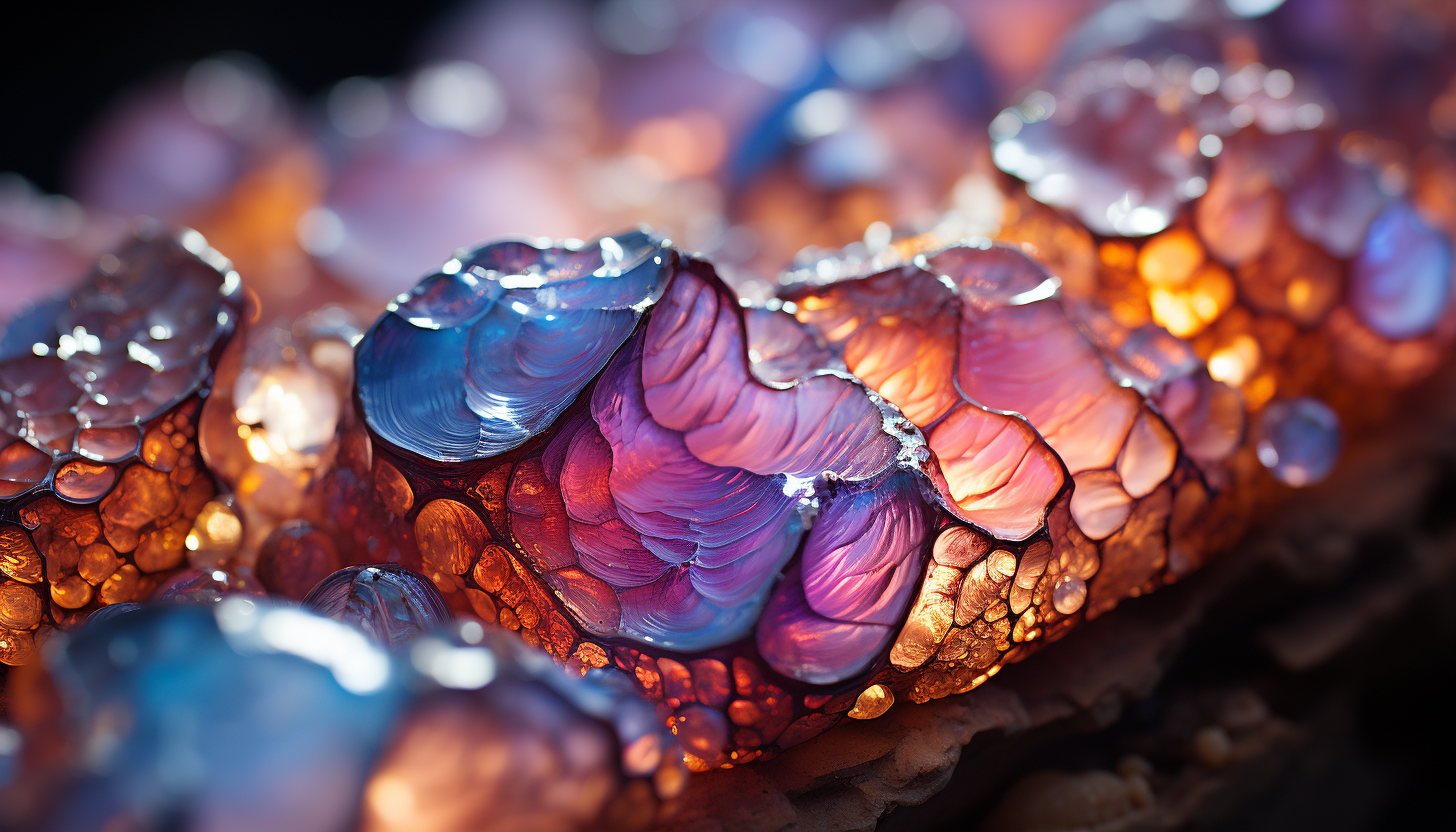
0 226 242 661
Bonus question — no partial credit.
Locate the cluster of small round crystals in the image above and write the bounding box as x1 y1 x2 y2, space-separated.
0 229 243 665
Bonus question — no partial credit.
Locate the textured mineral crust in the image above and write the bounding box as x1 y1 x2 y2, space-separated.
654 355 1456 832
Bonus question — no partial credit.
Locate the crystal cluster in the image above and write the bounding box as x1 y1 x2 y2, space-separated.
1 0 1454 825
341 31 1456 753
0 229 242 663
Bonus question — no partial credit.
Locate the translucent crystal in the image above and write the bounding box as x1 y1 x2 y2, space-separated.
33 603 677 831
359 622 684 830
355 231 672 461
1256 398 1342 487
0 228 240 460
303 565 452 649
153 567 264 604
991 70 1206 237
42 602 406 832
367 232 924 667
1349 200 1454 340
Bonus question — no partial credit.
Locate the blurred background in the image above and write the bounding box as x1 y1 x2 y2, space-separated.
6 0 1451 326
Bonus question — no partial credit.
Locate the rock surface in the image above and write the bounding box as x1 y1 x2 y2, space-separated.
657 357 1456 832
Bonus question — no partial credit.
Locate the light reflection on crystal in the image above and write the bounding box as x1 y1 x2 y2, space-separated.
1256 397 1342 487
41 602 406 832
304 565 453 650
1 0 1454 811
0 228 239 459
1349 200 1454 340
356 231 673 461
21 601 682 831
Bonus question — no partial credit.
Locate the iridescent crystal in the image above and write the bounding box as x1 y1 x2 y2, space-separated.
0 229 238 645
1256 398 1342 487
990 59 1210 237
25 600 681 831
1349 200 1454 340
355 230 672 461
0 227 241 458
41 602 407 832
304 564 453 649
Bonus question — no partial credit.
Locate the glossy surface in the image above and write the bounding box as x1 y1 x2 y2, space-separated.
356 231 673 461
0 228 240 458
304 564 453 649
27 600 682 832
504 260 919 660
6 2 1453 808
0 228 237 657
42 602 406 832
1256 397 1343 487
362 231 1242 760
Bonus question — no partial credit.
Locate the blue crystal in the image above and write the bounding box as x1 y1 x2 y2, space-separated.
355 230 672 461
42 601 407 832
303 565 452 649
1256 397 1342 487
1350 200 1454 340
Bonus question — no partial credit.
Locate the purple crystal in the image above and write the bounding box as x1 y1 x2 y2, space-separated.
991 72 1207 237
358 236 927 655
1256 397 1342 487
361 622 683 829
1285 150 1388 259
1349 200 1454 340
742 306 836 384
755 471 928 684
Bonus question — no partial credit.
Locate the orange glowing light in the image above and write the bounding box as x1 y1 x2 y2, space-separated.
1207 334 1261 386
1244 372 1278 410
1099 240 1138 271
1138 228 1205 287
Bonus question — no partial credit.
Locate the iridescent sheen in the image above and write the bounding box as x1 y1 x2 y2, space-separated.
360 622 684 831
1256 398 1342 487
779 252 1068 541
44 602 406 832
304 564 453 649
0 229 237 646
990 61 1209 237
1349 200 1454 340
755 470 928 684
0 227 241 457
355 230 673 461
29 600 680 832
153 566 263 604
359 239 925 665
512 271 915 654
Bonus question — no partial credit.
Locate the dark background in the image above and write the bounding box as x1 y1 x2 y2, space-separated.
2 0 473 195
